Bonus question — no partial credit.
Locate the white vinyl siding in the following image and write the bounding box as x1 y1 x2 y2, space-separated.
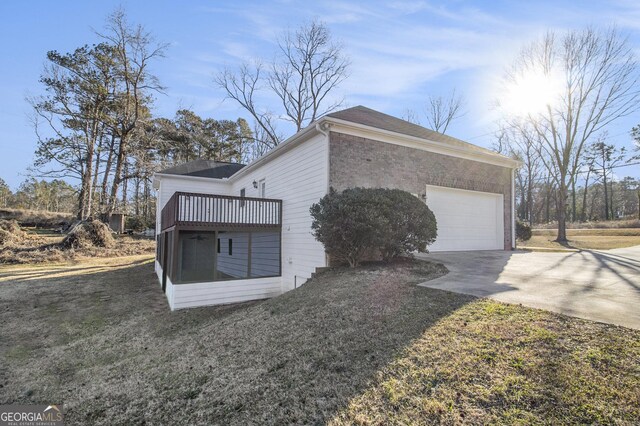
154 132 328 308
170 277 282 309
156 263 281 310
230 133 328 291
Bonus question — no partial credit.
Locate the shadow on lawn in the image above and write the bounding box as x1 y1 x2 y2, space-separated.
0 258 476 424
2 251 639 424
0 258 153 283
0 261 254 405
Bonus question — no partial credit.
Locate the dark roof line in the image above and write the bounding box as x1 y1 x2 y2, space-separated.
325 105 500 157
159 106 511 181
159 159 246 179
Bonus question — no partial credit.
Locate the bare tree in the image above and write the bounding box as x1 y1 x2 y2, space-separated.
96 9 167 215
502 27 640 242
29 43 116 219
401 109 420 124
496 122 543 225
270 20 349 131
215 20 349 150
425 90 465 133
215 63 281 148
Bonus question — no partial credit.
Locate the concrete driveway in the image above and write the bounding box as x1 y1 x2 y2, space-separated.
417 245 640 330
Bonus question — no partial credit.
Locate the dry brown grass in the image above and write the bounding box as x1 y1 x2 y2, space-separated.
533 228 640 237
0 224 154 265
0 208 73 228
522 229 640 250
536 218 640 230
1 257 638 425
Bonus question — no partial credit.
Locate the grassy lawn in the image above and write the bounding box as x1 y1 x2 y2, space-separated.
1 257 639 424
522 228 640 250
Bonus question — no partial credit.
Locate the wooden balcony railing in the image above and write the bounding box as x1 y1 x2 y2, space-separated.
161 192 282 231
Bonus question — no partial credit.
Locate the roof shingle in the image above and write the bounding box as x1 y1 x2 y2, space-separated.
326 105 497 156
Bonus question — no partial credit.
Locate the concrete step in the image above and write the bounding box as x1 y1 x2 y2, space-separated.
310 267 331 279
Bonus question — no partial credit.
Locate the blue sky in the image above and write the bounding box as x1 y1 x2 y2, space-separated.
1 0 639 190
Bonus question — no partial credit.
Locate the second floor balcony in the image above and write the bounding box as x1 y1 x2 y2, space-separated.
160 192 282 232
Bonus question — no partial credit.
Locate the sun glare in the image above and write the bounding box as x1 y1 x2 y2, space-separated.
502 71 562 117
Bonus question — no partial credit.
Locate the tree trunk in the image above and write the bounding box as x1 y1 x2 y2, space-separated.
134 176 140 216
107 132 129 215
101 134 116 211
92 133 104 213
581 170 591 222
603 171 609 220
76 185 85 220
120 162 129 214
609 180 615 219
571 178 577 223
526 172 533 226
589 187 596 220
143 178 150 222
83 146 94 219
555 184 568 242
545 184 551 223
77 154 92 220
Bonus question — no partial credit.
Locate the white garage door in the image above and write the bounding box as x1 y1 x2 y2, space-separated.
426 185 504 251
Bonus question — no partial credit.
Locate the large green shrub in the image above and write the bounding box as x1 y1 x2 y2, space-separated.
310 188 438 267
516 221 532 241
309 188 385 267
375 189 438 261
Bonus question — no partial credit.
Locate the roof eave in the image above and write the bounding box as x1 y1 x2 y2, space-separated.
152 172 232 186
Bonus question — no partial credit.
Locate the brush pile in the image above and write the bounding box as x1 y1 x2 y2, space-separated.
61 219 115 249
0 220 28 247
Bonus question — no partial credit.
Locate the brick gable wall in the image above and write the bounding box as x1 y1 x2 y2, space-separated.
328 131 513 250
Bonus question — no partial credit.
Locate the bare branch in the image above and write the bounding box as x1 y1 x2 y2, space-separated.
215 20 349 148
425 89 465 133
501 26 640 240
215 62 280 148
